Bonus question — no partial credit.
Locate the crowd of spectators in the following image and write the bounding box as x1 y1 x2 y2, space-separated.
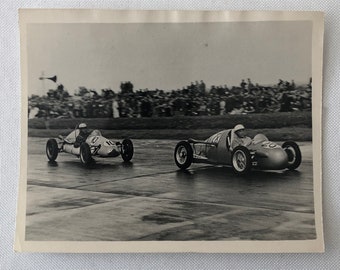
28 78 312 119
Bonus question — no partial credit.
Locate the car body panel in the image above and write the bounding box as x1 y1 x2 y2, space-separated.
62 129 120 158
194 130 231 165
190 130 291 170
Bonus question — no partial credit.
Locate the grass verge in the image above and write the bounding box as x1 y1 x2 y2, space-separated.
28 127 312 141
28 112 311 130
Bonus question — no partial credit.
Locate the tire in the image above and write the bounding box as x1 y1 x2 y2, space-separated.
174 141 193 170
282 141 302 170
231 146 252 175
79 143 92 165
121 139 134 162
46 139 59 161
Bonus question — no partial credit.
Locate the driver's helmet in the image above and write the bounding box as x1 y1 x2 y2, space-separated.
233 124 245 132
78 123 87 129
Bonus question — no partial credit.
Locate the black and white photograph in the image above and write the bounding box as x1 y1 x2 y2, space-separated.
16 9 324 253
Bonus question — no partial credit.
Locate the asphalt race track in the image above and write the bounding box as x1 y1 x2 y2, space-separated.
26 137 316 241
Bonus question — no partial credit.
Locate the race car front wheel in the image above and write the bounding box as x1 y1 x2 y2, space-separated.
231 146 252 175
121 139 134 162
46 139 59 161
80 143 92 165
174 141 193 170
282 141 302 170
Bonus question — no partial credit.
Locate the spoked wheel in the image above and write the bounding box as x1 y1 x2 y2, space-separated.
174 141 193 170
121 139 134 162
231 146 252 175
46 139 59 161
79 143 92 165
282 141 302 170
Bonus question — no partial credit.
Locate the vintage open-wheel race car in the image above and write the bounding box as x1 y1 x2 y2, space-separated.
46 129 134 166
174 130 301 175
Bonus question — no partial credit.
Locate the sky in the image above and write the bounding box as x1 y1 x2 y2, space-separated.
27 21 312 96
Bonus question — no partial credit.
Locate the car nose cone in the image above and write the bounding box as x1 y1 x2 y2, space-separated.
268 149 288 169
257 148 288 170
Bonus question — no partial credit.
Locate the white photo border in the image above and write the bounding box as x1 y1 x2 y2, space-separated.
16 9 324 253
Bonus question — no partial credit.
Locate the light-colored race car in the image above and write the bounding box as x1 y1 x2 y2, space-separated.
174 130 301 175
46 129 134 165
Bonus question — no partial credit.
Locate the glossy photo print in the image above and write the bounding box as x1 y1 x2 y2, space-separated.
16 9 324 253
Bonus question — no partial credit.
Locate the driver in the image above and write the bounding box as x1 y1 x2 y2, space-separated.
230 124 252 150
74 123 91 148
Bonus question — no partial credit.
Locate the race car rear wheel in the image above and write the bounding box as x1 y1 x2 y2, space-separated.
46 139 59 161
174 141 193 170
231 146 252 175
282 141 301 170
121 139 134 162
80 143 92 165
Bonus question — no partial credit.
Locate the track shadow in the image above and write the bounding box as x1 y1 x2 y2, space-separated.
47 161 58 167
60 158 134 171
121 161 133 168
175 165 302 183
175 169 196 181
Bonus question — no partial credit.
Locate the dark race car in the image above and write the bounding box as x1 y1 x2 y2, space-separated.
174 130 301 175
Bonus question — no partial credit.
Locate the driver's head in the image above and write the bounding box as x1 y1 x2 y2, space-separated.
234 124 246 138
78 123 88 133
